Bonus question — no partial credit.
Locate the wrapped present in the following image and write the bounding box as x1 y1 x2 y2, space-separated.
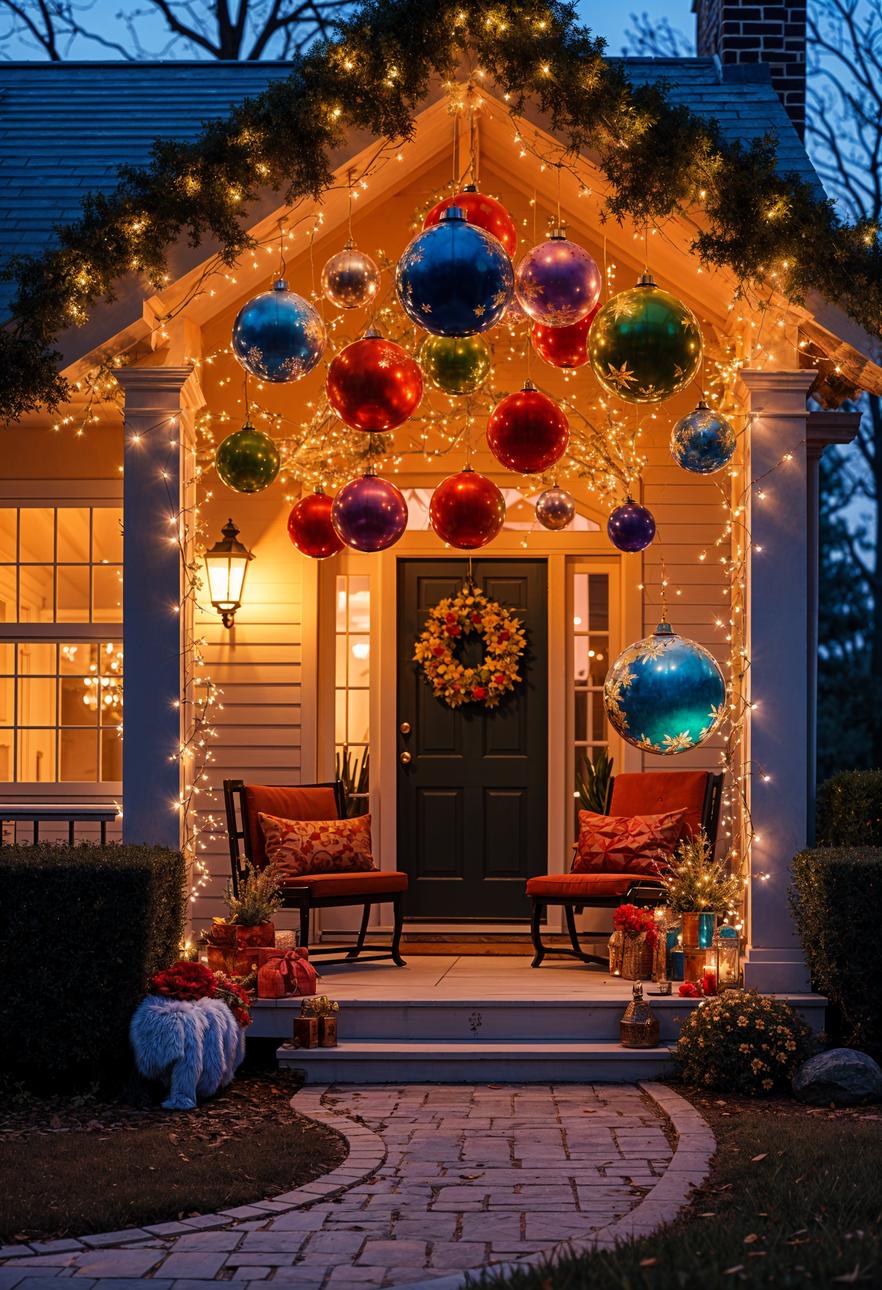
608 928 654 981
300 995 340 1047
205 920 274 978
256 947 318 1000
293 1015 319 1048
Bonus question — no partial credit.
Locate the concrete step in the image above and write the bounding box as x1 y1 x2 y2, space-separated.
277 1038 677 1083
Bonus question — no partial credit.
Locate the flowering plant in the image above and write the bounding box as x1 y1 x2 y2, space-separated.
676 989 811 1095
413 585 525 710
150 961 216 1001
613 903 658 947
213 971 252 1027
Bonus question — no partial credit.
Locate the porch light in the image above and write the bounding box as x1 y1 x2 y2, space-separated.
203 518 254 629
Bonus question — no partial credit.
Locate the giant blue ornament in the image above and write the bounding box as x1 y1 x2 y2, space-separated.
232 279 326 383
395 206 514 337
604 621 727 756
331 470 408 553
607 500 656 552
670 400 737 475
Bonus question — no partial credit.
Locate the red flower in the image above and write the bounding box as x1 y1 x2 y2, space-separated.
614 903 659 947
679 981 701 998
471 613 483 625
150 960 216 1001
447 625 461 637
432 645 445 657
493 673 506 685
472 685 488 700
498 629 510 642
213 971 252 1027
445 612 457 624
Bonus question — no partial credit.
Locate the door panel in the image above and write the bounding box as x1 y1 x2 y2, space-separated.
396 558 548 919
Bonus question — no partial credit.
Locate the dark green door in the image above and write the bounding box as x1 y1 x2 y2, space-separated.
396 558 548 920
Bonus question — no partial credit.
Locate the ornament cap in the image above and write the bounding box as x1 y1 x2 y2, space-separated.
363 325 383 339
549 223 568 240
462 183 479 193
654 620 674 637
273 278 289 292
522 378 537 392
440 205 467 222
637 272 656 288
343 238 356 251
695 398 710 411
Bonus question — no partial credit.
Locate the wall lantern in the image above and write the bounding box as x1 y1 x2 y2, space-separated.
203 518 254 629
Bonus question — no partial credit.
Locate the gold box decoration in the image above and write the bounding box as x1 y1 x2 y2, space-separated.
299 995 340 1048
619 983 660 1049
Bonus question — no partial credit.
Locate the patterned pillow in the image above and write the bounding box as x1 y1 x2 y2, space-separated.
258 812 376 878
573 809 687 876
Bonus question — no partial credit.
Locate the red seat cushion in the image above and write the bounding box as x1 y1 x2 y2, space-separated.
243 785 338 867
527 872 665 900
281 871 408 899
609 771 710 840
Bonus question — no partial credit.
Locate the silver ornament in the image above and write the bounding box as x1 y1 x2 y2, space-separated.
321 241 381 310
670 400 736 474
535 485 576 531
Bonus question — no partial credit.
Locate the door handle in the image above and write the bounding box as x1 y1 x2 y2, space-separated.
399 750 412 765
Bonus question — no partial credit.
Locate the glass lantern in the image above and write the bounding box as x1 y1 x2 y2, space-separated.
712 924 742 989
203 519 254 628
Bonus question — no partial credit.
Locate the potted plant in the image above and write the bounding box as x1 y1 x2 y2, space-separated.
576 748 613 814
609 903 659 980
656 831 741 978
207 862 283 976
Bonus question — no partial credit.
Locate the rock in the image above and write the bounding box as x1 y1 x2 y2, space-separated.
792 1048 882 1106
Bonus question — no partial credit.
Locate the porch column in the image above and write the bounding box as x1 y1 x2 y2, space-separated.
117 365 194 849
741 369 815 993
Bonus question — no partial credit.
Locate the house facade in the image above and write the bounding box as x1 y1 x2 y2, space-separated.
1 4 877 995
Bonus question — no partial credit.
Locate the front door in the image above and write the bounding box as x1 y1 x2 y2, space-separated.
396 558 548 920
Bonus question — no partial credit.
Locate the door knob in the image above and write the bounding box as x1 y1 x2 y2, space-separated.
399 721 412 735
399 750 412 765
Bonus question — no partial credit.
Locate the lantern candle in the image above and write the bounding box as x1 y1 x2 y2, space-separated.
701 966 717 995
670 938 685 982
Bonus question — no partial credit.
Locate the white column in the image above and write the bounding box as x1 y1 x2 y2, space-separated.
741 369 815 993
117 366 194 849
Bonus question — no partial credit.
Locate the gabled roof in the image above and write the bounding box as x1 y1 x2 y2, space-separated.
0 56 823 318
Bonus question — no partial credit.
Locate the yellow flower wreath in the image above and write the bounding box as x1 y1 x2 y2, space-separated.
413 585 526 710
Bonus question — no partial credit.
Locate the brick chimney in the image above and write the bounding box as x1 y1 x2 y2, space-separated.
693 1 807 139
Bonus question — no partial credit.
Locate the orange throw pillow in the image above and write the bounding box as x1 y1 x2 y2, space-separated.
573 809 687 875
258 812 376 878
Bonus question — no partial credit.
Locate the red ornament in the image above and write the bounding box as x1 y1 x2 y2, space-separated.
287 490 344 559
486 381 569 474
326 330 423 432
430 467 505 550
423 186 518 258
531 303 599 369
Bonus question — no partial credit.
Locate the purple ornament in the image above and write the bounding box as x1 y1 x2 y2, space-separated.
515 227 601 326
331 472 408 553
607 500 656 552
535 485 576 531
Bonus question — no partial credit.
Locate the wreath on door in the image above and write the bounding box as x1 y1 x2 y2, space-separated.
413 585 526 709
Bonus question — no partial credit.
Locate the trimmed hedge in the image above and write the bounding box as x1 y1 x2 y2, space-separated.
0 844 184 1089
791 847 882 1061
816 770 882 846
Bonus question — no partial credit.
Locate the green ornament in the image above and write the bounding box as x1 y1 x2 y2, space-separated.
589 273 702 404
215 423 280 493
418 335 492 395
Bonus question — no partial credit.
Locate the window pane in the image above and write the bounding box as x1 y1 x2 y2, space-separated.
18 641 55 674
17 728 55 781
100 727 122 780
588 574 609 631
57 509 90 563
0 568 15 623
0 675 13 725
335 634 347 683
56 566 90 621
574 689 587 743
92 509 123 564
0 643 14 675
19 509 54 563
334 689 346 745
348 635 370 686
591 691 606 743
61 676 98 726
335 577 348 632
18 676 56 726
59 642 97 675
572 574 588 631
18 565 53 621
60 728 99 781
588 636 608 686
0 729 12 780
92 565 122 622
347 690 370 745
348 578 370 632
0 510 16 562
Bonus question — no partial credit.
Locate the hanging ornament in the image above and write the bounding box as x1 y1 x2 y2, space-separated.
604 620 727 755
286 490 343 560
215 424 280 493
670 400 737 475
320 241 381 310
607 499 656 552
531 304 599 369
515 226 601 326
331 470 408 553
326 329 423 432
419 335 492 396
535 485 576 531
423 185 518 257
396 206 514 337
589 273 702 403
430 466 505 550
232 279 325 383
486 381 569 475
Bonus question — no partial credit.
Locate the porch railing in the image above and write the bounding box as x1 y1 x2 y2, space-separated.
0 803 119 846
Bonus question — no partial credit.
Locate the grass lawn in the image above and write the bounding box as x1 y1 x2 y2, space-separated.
478 1090 882 1288
0 1060 346 1243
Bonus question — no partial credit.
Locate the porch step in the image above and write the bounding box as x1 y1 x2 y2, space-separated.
277 1038 677 1083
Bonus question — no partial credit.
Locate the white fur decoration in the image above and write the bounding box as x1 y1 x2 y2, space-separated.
130 995 246 1110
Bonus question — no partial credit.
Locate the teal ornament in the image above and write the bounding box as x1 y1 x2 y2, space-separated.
670 400 736 474
603 621 726 756
232 279 326 383
396 206 514 337
215 424 280 493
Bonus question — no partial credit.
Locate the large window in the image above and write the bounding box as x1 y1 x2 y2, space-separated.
572 568 613 827
0 506 122 783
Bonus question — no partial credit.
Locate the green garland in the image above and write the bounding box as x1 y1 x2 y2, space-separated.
1 0 879 423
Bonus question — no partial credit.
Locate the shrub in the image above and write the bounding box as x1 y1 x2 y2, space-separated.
0 843 184 1089
675 990 811 1095
816 769 882 845
791 847 882 1060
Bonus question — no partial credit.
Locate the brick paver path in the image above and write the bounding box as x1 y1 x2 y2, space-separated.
0 1082 712 1290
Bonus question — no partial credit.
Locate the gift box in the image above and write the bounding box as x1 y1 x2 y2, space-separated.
255 946 318 1000
318 1017 338 1047
608 928 654 980
299 995 340 1047
293 1015 319 1048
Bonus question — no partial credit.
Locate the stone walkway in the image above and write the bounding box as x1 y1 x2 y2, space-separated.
0 1082 715 1290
